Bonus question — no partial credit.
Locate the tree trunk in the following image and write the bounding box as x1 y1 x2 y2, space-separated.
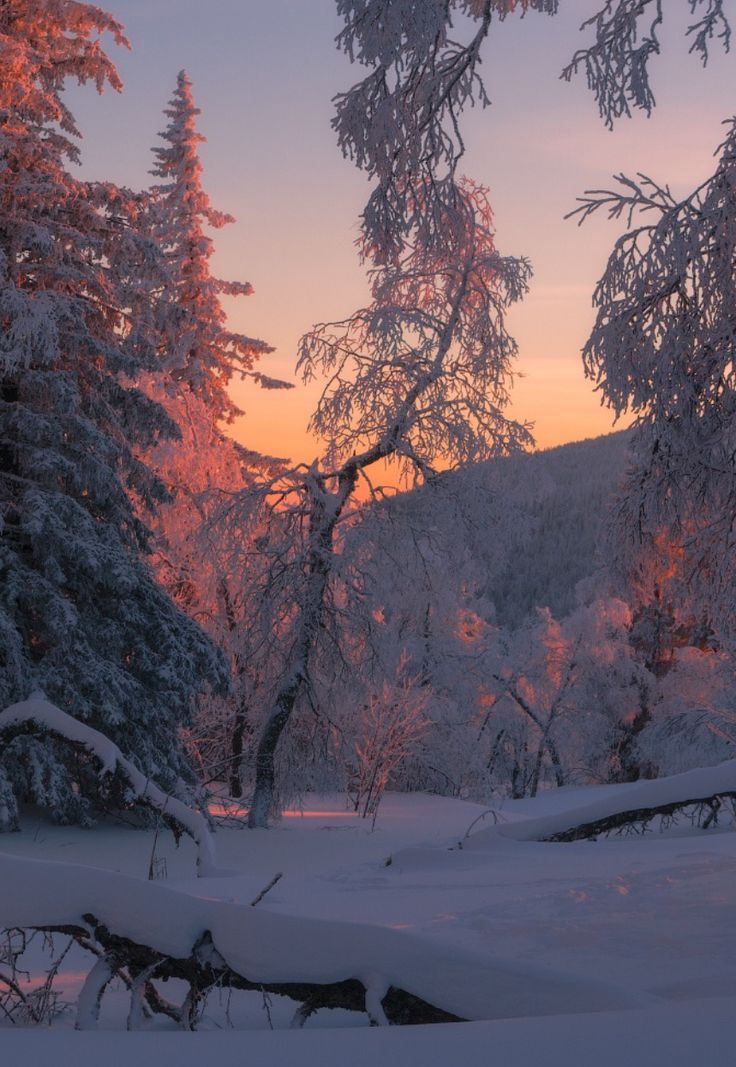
0 379 18 473
248 677 303 828
248 481 339 828
229 705 248 799
528 733 566 797
0 380 21 535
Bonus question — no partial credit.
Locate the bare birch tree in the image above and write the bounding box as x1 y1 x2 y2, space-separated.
246 180 532 826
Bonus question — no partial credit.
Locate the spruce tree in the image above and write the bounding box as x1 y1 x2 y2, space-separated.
147 70 276 421
0 2 227 827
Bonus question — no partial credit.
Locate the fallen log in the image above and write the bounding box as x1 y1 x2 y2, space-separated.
463 762 736 846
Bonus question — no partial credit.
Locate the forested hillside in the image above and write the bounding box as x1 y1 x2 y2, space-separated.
380 431 631 630
445 431 632 628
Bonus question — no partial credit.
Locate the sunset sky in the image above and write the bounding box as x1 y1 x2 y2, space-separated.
70 0 734 465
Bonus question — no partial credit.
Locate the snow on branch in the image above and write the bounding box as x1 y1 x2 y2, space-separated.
333 0 557 259
0 852 642 1029
0 696 217 877
298 180 533 475
572 118 736 425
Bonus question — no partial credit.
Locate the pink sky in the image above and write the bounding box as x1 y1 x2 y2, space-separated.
71 1 734 465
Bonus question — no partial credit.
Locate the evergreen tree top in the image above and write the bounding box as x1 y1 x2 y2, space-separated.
146 70 277 422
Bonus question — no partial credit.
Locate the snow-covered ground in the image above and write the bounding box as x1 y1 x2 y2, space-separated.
2 787 735 1064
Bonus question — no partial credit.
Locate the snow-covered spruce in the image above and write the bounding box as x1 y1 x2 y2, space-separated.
0 1 228 827
145 70 277 420
0 851 642 1029
0 696 216 876
132 72 287 803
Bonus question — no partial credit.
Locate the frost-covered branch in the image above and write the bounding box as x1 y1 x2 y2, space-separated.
573 119 736 634
561 0 731 127
334 0 558 259
299 179 532 473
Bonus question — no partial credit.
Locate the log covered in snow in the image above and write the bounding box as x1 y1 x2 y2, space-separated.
466 762 736 845
0 852 643 1028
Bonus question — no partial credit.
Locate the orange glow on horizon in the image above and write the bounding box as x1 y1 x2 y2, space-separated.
229 343 630 478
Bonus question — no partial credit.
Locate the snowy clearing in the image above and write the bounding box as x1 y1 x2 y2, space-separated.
2 786 736 1062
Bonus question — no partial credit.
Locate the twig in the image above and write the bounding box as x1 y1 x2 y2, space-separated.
463 807 503 840
250 872 283 907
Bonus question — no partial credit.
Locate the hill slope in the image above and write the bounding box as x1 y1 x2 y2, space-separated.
389 431 632 628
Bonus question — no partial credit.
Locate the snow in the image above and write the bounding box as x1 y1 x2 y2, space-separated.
1 1000 735 1067
3 788 736 1062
